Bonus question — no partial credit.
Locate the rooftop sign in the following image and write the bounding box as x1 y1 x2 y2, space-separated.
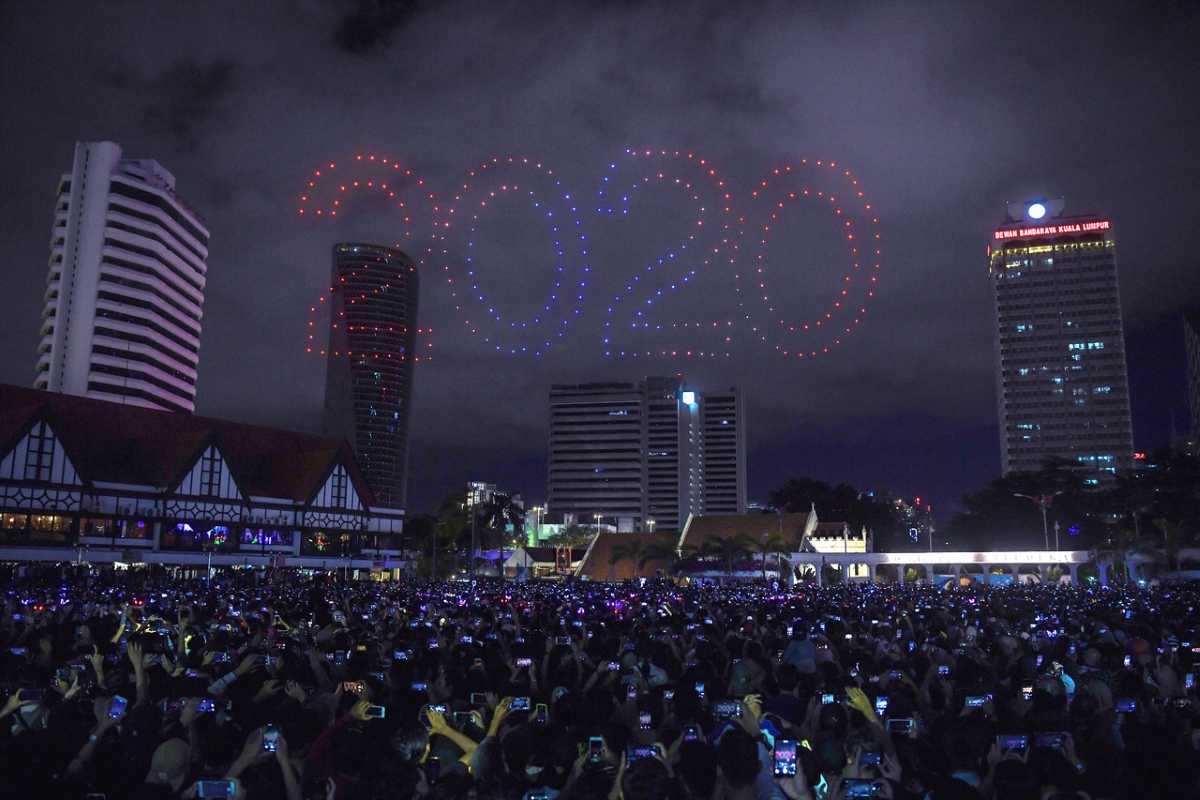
994 220 1110 240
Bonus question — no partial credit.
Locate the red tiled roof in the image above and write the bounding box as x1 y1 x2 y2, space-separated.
0 384 376 506
679 512 809 550
578 532 678 581
513 547 562 563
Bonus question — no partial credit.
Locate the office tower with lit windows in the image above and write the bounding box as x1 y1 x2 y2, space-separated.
35 142 210 413
989 198 1134 480
322 244 419 509
547 377 745 533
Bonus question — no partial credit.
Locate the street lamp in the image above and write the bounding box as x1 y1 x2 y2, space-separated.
203 542 214 583
468 497 477 582
1014 492 1063 550
647 519 655 535
531 506 543 546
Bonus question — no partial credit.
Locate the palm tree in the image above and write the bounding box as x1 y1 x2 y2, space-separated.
706 532 755 583
751 533 790 583
542 523 594 577
609 538 646 580
474 492 525 580
664 543 700 580
478 493 525 551
794 563 817 583
641 540 680 577
1088 527 1137 587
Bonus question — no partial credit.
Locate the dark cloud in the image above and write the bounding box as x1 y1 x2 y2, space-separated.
146 61 237 147
334 0 429 53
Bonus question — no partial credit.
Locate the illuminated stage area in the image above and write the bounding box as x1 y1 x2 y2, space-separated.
643 547 1196 590
779 548 1191 588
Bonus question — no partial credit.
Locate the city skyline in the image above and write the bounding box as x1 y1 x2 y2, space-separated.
0 2 1196 521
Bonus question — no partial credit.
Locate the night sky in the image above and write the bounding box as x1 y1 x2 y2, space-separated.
1 1 1197 521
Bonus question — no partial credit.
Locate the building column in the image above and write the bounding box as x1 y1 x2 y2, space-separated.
1068 563 1079 585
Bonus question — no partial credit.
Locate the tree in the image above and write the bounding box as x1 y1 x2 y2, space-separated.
404 515 435 554
427 493 471 579
704 532 755 583
547 524 596 578
477 492 525 553
750 533 790 583
548 524 594 549
768 477 898 547
941 457 1106 551
1105 447 1200 548
641 540 681 577
608 538 645 580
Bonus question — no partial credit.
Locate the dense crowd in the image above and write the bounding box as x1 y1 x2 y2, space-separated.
2 563 1200 800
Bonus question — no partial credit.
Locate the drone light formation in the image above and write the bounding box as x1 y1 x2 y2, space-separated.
740 160 882 358
298 151 882 361
440 157 590 356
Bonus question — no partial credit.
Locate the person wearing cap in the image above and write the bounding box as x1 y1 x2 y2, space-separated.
144 737 192 796
782 622 818 672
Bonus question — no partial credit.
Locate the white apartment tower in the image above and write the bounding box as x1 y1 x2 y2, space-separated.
548 377 746 533
989 198 1134 479
35 142 209 413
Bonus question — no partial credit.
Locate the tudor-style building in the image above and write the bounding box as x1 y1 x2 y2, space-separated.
0 384 404 571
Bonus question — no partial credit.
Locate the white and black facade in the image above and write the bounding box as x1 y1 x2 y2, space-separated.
0 385 404 570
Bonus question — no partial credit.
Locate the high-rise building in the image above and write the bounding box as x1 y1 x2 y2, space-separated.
547 377 745 532
989 198 1134 480
35 142 210 412
322 244 419 509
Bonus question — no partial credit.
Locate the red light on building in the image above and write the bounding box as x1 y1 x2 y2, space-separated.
994 220 1110 240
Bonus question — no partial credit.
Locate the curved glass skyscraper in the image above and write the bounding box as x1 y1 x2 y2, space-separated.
323 244 419 509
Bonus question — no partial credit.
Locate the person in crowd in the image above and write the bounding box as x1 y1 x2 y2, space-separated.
2 562 1200 798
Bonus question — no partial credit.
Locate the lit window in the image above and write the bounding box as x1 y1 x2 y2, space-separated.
199 448 221 496
331 469 348 507
24 422 55 482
